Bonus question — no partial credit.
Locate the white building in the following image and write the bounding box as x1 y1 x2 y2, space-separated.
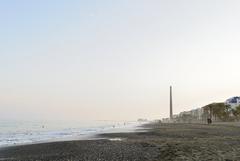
225 96 240 109
190 108 204 120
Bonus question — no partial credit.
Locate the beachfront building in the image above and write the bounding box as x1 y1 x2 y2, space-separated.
225 97 240 109
190 108 204 121
162 118 171 123
176 108 204 123
162 96 240 123
177 111 192 123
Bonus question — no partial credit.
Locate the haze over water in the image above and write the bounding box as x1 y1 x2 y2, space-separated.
0 120 138 147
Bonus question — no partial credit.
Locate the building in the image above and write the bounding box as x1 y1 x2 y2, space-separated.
190 108 204 120
225 96 240 109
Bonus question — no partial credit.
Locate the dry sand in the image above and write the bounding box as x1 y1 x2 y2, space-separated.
1 122 240 161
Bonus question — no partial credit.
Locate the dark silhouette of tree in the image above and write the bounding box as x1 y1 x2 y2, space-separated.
203 103 232 121
232 105 240 120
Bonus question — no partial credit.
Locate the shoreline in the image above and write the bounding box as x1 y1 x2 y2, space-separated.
1 122 240 161
0 121 144 149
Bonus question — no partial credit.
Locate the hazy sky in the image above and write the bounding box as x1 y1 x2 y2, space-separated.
1 0 240 121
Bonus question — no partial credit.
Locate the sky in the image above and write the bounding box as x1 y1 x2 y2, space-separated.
0 0 240 121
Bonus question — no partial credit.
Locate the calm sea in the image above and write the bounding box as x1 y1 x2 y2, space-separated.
0 120 138 147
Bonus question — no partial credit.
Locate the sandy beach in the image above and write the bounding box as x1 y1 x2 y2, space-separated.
1 122 240 161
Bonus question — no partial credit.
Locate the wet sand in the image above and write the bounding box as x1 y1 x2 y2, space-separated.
1 122 240 161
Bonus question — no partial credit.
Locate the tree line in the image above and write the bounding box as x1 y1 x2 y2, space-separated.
203 103 240 121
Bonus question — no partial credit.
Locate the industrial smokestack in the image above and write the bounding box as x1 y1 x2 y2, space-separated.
170 86 173 119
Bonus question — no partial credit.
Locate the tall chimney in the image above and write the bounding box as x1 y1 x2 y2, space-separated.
170 86 173 119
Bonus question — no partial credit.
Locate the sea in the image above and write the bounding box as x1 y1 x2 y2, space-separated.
0 120 140 148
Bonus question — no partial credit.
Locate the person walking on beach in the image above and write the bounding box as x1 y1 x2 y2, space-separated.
207 118 212 124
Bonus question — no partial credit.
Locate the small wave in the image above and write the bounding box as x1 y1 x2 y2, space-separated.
0 120 139 147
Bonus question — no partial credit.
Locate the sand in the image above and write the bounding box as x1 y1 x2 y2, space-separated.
1 122 240 161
